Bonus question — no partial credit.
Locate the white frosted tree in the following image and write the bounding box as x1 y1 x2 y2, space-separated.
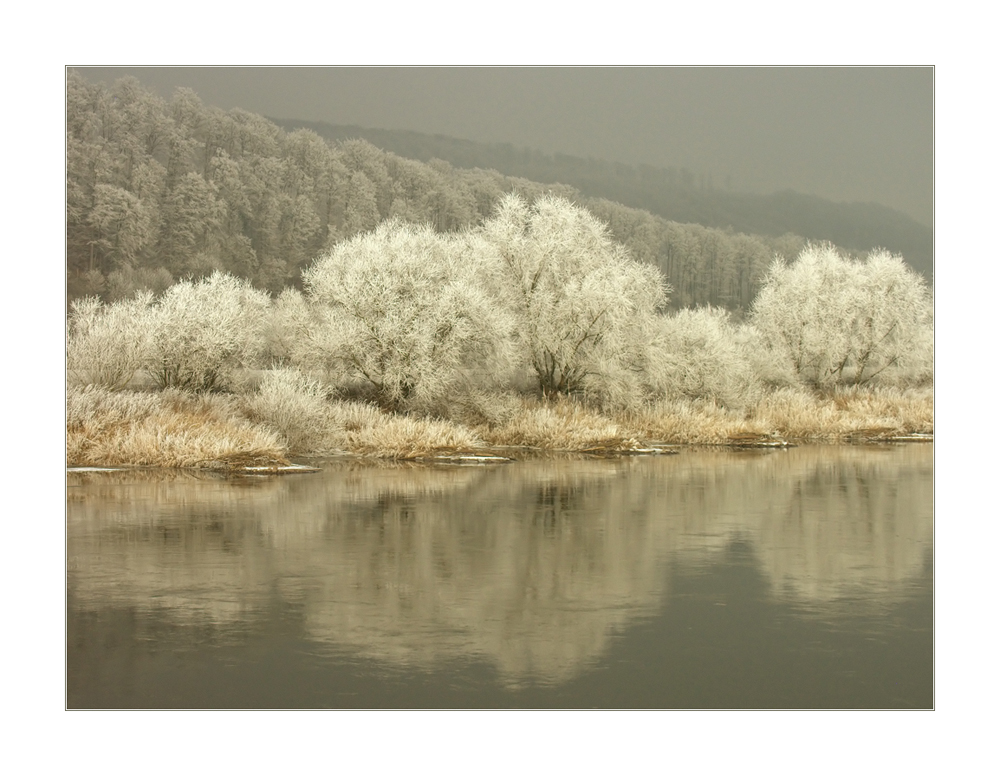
299 220 515 411
480 193 668 400
847 249 933 385
67 292 154 390
750 243 932 387
343 170 381 236
145 272 271 391
750 243 854 386
645 306 761 407
262 286 312 366
88 183 154 273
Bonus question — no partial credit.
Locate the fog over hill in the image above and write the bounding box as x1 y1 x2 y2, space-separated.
77 67 932 228
273 118 932 279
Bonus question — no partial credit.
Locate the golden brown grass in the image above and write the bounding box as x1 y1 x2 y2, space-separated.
618 399 766 445
67 384 933 469
67 386 288 469
617 386 932 445
67 384 485 466
748 386 934 441
345 414 484 459
480 397 644 451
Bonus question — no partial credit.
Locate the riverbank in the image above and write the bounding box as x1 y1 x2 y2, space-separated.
67 384 933 471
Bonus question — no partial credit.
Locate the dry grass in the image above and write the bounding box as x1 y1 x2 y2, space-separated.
618 399 768 445
749 386 933 441
345 414 484 459
618 386 932 445
239 369 484 459
67 383 933 469
67 386 288 469
481 397 644 452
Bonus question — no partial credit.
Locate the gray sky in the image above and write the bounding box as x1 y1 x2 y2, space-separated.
77 67 932 226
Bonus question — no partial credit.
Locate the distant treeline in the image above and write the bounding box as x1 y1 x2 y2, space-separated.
274 118 933 279
67 71 922 310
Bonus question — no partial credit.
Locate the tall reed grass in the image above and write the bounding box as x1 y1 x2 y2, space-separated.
240 368 483 458
619 399 766 445
748 385 934 441
620 386 932 444
67 379 933 469
481 397 643 451
67 386 288 469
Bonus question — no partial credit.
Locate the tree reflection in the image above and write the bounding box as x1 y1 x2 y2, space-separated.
68 445 932 684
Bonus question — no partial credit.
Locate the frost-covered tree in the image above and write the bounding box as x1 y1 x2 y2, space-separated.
145 272 271 391
299 220 515 411
69 72 837 311
343 170 381 237
156 171 224 275
848 249 933 385
262 287 311 365
105 266 174 302
751 243 932 387
645 307 761 407
480 193 668 399
67 292 154 390
88 183 155 273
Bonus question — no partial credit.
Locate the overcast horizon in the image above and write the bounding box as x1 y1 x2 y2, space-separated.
74 67 933 227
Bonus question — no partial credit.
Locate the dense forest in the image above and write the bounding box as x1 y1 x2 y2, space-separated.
275 118 933 279
67 71 915 311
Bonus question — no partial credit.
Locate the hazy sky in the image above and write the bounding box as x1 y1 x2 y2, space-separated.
77 67 933 226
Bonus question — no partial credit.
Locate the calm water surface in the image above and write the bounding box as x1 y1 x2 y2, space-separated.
67 445 932 708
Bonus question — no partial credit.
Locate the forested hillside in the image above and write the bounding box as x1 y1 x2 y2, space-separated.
274 118 933 279
66 71 921 310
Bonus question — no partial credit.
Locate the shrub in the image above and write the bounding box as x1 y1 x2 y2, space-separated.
241 368 338 453
734 322 800 389
262 287 311 366
67 292 153 390
434 389 523 429
145 272 271 392
750 244 933 387
645 306 762 407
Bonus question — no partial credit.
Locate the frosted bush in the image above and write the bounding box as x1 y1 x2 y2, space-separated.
734 323 800 389
67 292 153 390
145 272 271 392
645 307 762 408
241 368 334 452
262 287 311 366
751 244 932 387
428 389 523 428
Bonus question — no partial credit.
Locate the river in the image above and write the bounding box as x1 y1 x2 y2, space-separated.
67 444 932 708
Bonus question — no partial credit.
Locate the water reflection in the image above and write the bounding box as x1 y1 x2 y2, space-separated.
67 445 932 688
